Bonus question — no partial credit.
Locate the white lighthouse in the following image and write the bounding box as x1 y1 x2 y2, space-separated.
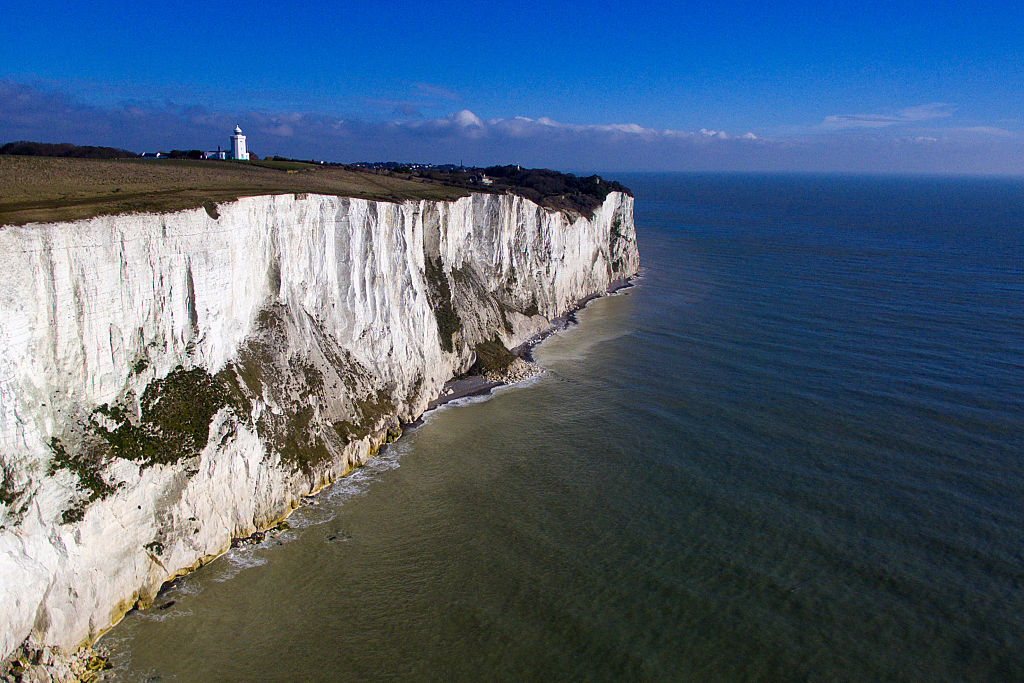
230 125 249 160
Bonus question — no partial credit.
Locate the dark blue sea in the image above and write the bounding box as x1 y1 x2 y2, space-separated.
108 174 1024 681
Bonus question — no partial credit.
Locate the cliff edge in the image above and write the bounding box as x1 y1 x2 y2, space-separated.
0 190 639 666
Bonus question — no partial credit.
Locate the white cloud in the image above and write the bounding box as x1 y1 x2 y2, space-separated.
425 113 757 145
822 103 955 130
452 109 484 128
699 128 729 139
262 123 294 137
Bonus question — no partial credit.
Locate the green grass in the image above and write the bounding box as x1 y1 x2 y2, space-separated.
0 156 472 226
0 156 632 226
248 159 319 171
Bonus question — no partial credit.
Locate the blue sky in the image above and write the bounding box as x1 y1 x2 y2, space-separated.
3 0 1023 172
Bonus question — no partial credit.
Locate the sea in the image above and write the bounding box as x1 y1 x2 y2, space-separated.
105 174 1024 681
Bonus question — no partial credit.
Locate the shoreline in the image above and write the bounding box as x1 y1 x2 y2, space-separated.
516 276 635 362
424 276 636 413
4 275 637 682
205 274 637 553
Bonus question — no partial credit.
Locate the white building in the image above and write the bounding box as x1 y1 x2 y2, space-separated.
230 125 249 160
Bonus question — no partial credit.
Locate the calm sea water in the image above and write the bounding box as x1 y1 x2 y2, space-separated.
106 175 1024 681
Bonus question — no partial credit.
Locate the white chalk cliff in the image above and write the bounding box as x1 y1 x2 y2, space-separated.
0 190 638 664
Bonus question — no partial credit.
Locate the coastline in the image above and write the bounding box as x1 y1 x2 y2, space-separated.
162 275 638 570
427 276 637 411
516 276 635 361
3 274 638 683
0 183 639 679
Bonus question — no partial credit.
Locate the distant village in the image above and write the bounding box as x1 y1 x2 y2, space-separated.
351 161 515 185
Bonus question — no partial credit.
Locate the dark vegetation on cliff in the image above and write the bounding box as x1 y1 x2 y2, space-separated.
469 339 519 376
47 305 408 523
423 258 462 353
0 151 630 226
48 366 249 523
610 214 630 272
229 305 401 472
0 463 19 508
412 165 632 217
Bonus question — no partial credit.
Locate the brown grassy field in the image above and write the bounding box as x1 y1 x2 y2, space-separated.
0 156 473 226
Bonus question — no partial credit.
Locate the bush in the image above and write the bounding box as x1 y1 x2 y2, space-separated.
411 165 631 216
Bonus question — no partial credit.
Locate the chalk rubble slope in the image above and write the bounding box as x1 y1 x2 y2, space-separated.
0 190 639 663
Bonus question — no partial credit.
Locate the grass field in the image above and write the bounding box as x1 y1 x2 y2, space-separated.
0 156 474 226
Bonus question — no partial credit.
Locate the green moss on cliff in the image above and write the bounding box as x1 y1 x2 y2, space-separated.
469 339 518 376
88 366 247 468
333 390 396 445
609 214 631 273
0 461 20 508
233 304 400 473
611 215 626 239
236 343 333 472
423 258 461 353
262 404 332 472
48 437 117 523
48 302 405 522
48 366 250 523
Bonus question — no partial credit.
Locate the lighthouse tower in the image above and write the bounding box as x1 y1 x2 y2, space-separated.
230 125 249 160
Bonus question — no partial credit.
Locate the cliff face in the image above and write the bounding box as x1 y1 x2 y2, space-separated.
0 191 638 661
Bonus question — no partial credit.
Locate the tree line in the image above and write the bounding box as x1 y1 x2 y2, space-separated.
0 141 137 159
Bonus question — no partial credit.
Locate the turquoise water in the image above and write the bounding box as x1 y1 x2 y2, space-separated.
107 175 1024 680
